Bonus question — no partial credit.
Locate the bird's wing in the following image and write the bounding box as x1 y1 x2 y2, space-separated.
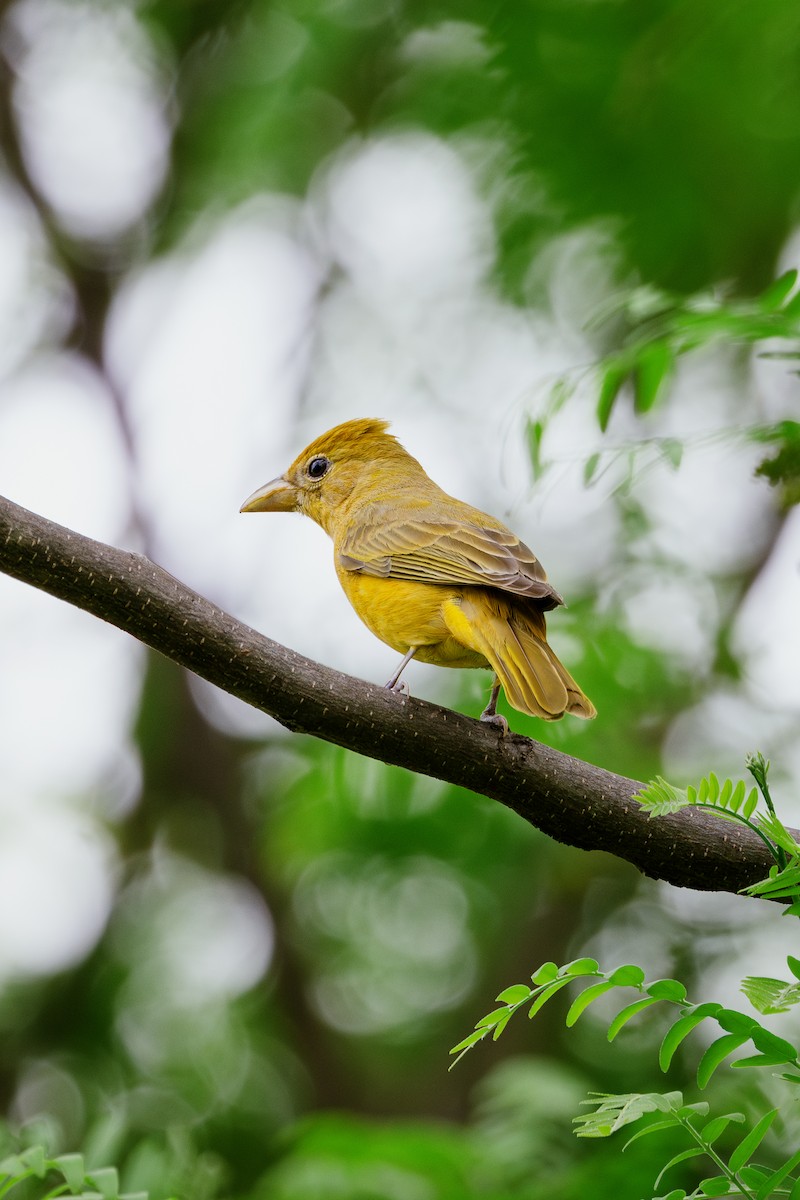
337 513 563 607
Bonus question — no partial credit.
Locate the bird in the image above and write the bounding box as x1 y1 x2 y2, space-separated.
241 418 595 727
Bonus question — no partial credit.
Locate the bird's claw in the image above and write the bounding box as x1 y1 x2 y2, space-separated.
384 679 410 697
480 711 509 735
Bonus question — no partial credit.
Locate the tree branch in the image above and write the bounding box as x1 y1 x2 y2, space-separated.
0 493 778 895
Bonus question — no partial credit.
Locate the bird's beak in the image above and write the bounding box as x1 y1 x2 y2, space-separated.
240 476 298 513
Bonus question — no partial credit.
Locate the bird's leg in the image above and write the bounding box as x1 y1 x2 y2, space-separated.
384 647 416 695
480 677 508 734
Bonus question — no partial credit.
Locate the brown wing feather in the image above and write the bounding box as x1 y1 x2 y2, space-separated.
337 512 563 609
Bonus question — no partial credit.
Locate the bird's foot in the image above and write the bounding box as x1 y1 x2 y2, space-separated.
480 710 509 735
384 679 410 697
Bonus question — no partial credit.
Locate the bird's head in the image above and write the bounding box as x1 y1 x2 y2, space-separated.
240 417 418 533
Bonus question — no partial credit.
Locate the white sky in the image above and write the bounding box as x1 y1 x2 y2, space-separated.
1 0 799 993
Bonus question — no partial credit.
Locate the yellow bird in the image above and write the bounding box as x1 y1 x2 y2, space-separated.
241 418 595 726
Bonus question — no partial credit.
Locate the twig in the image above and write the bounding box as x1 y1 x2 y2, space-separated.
0 493 781 895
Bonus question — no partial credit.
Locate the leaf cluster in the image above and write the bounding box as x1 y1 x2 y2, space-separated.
451 958 799 1083
636 755 800 896
452 956 800 1199
753 422 800 509
0 1146 154 1200
595 271 800 433
578 1093 800 1200
452 754 800 1198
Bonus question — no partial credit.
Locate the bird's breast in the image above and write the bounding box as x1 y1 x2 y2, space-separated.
334 565 488 669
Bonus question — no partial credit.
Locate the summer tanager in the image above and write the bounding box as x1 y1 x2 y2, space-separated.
241 418 595 725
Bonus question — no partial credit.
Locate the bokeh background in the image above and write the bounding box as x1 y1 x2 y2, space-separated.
1 2 800 1197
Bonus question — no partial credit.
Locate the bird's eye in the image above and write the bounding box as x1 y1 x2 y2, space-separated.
306 455 330 480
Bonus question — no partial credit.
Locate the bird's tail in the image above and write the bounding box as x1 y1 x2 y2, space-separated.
443 592 595 721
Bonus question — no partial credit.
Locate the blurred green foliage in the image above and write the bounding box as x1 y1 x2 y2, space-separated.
143 0 800 293
2 1 800 1198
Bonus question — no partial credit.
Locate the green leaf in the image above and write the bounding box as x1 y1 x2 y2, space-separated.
755 810 800 855
781 289 800 319
698 1175 733 1196
716 1008 758 1036
21 1146 47 1178
746 864 800 898
728 1109 778 1172
702 1113 745 1144
566 981 617 1026
635 777 690 817
55 1155 86 1190
647 979 687 1002
525 417 546 481
597 361 627 431
573 1091 680 1139
733 1053 796 1069
655 1147 708 1188
749 1026 798 1061
740 1165 771 1188
528 976 574 1017
759 269 798 310
608 964 647 987
634 339 673 414
696 1033 751 1089
476 1007 512 1029
659 1005 722 1072
561 957 600 976
788 956 800 981
622 1117 681 1151
608 996 661 1041
89 1168 120 1200
719 778 732 808
743 788 759 819
449 1029 486 1055
492 1013 512 1040
584 452 601 486
708 772 720 801
495 984 532 1005
678 1101 710 1118
661 437 683 470
0 1155 27 1176
531 961 559 985
729 779 746 813
742 975 800 1014
756 1145 800 1198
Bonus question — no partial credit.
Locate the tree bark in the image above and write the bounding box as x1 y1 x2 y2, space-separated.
0 493 780 895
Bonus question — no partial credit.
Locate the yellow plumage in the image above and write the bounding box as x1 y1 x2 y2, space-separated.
241 418 595 724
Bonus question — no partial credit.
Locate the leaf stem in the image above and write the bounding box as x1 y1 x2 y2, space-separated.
678 1114 757 1200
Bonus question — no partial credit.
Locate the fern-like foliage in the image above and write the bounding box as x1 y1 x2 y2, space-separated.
741 974 800 1015
0 1145 152 1200
634 772 760 823
452 752 800 1198
450 957 800 1080
633 777 690 817
573 1090 686 1139
451 957 800 1199
634 755 800 908
572 1092 793 1200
